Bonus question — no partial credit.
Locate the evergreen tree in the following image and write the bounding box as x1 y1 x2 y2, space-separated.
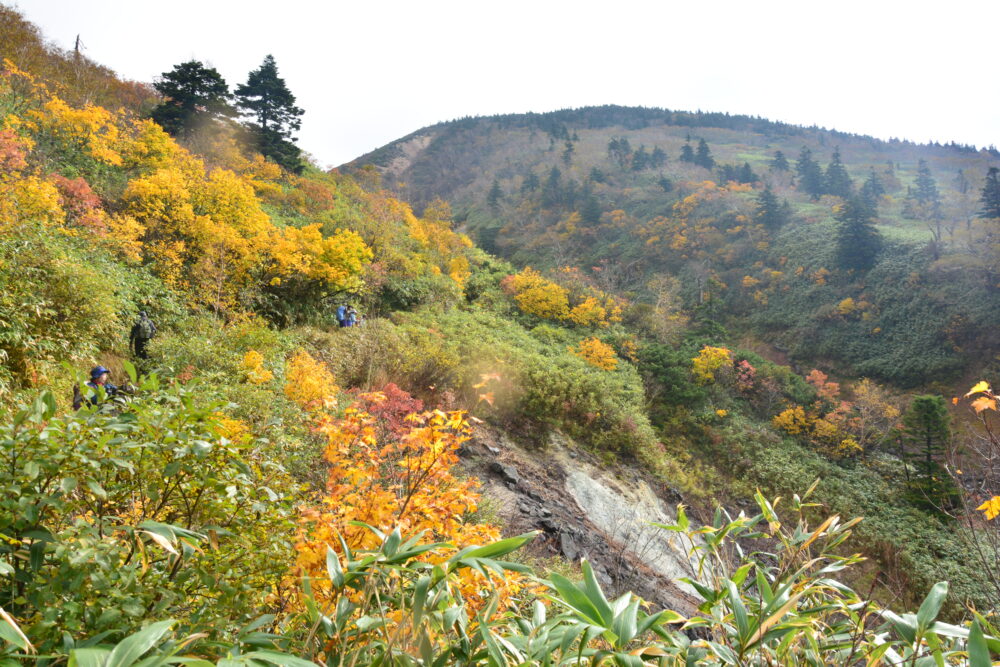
562 140 574 166
487 179 503 212
824 148 853 198
835 196 883 271
694 138 715 170
650 146 667 168
771 150 790 171
738 162 757 184
580 193 602 225
908 159 942 222
795 147 824 200
981 166 1000 219
902 395 955 511
754 184 788 230
150 60 234 139
541 166 562 208
679 142 695 164
521 171 540 194
631 145 649 171
657 174 673 192
588 166 607 184
859 168 885 211
235 55 304 172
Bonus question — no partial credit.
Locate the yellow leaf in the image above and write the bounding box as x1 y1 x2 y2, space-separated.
971 396 997 414
977 496 1000 520
966 381 992 397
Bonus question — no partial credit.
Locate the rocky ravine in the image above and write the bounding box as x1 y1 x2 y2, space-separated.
461 426 702 614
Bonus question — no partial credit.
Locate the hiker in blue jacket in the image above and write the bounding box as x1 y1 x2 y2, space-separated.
336 304 348 327
73 366 120 410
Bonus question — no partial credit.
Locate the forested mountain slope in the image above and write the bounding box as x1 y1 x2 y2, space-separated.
349 106 1000 387
4 6 1000 663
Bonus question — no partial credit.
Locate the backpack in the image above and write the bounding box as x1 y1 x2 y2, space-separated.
336 305 347 322
136 317 155 339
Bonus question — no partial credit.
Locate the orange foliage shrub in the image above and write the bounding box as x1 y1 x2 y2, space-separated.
295 399 521 611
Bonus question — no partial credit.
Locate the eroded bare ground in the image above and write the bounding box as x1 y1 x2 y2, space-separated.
460 424 701 615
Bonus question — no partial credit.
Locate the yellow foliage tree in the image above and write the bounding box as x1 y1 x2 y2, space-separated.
568 296 608 327
772 406 810 435
510 267 570 320
270 223 373 291
285 349 339 412
571 337 618 371
691 346 732 383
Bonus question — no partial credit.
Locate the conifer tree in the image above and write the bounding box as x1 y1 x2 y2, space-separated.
771 150 790 171
235 54 304 172
835 196 882 271
694 138 715 170
902 395 955 511
631 145 649 171
487 179 503 212
795 147 824 200
562 140 574 166
650 146 667 168
738 162 757 185
541 166 562 208
754 183 788 230
859 168 885 211
580 193 602 225
150 60 234 139
657 174 673 192
824 148 853 198
981 166 1000 219
679 142 695 164
521 171 540 194
913 159 940 205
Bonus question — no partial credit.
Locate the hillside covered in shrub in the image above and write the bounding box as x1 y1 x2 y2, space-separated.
3 7 1000 665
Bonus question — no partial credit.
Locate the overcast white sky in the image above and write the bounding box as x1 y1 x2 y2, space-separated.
12 0 1000 167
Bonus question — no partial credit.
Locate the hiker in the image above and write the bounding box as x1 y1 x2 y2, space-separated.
336 304 348 328
73 366 120 410
129 311 157 359
346 305 359 327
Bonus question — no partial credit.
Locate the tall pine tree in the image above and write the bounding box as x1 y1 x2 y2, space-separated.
859 168 885 211
487 179 503 212
679 142 695 164
150 60 234 139
835 196 883 271
235 55 304 172
902 395 956 511
824 148 853 198
795 147 824 200
753 184 788 230
981 166 1000 219
770 150 790 171
694 138 715 170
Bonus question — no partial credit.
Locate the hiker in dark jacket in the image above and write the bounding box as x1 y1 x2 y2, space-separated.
129 311 157 359
73 366 120 410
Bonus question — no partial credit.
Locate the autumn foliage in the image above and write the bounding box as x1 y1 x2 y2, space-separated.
295 392 521 613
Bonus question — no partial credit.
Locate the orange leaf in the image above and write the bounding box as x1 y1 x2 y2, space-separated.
971 396 997 414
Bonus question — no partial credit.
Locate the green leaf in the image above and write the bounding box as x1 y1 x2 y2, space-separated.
325 546 344 589
968 620 991 667
580 561 614 626
916 582 948 632
450 532 536 562
105 620 174 667
0 614 31 651
240 650 318 667
69 648 111 667
123 360 138 385
87 480 108 499
61 477 78 493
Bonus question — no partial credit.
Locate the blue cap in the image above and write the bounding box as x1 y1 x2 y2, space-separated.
90 366 110 379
